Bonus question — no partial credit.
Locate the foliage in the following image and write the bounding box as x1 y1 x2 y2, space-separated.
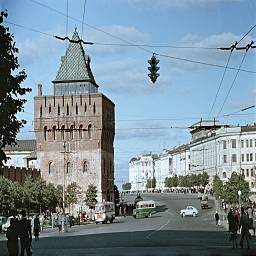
66 182 80 212
199 172 209 188
0 11 31 165
222 172 250 204
122 182 131 191
146 177 156 189
85 184 97 209
213 175 223 198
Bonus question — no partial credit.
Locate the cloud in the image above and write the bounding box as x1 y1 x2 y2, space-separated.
129 0 242 8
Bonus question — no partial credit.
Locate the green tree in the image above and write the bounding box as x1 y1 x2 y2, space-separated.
146 177 156 189
85 184 97 209
0 177 14 215
200 172 209 188
122 182 131 191
212 175 223 198
66 182 80 213
222 172 250 204
0 11 31 165
114 185 120 205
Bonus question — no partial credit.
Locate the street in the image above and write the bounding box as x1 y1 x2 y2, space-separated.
1 193 256 256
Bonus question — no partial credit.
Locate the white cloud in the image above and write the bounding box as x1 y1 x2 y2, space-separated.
129 0 242 8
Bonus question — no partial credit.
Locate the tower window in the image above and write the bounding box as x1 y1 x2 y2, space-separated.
88 124 93 140
52 126 56 140
58 104 60 116
61 125 65 140
49 104 51 113
70 125 74 140
93 102 96 114
44 126 47 141
76 103 78 115
79 125 83 140
83 160 88 173
85 102 87 112
67 104 69 115
40 105 42 117
66 162 71 174
49 161 54 174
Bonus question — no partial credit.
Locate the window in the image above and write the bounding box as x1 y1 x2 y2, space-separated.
247 154 249 162
231 139 236 148
66 162 71 174
251 182 254 188
58 104 60 115
241 169 245 176
52 126 56 140
49 104 51 113
44 126 47 141
40 105 42 117
67 104 69 115
88 124 93 140
223 172 227 179
70 125 74 140
93 102 96 114
241 154 244 162
48 162 54 174
79 125 83 140
251 169 254 177
76 103 78 115
246 140 249 147
223 141 227 149
241 140 244 148
232 154 237 163
83 161 88 173
223 155 227 163
61 125 65 140
85 102 87 112
246 169 249 177
250 153 253 161
250 139 253 147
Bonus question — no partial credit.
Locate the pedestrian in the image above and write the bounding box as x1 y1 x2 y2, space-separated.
6 218 19 256
17 210 32 256
247 206 255 237
215 211 220 226
229 212 238 249
239 207 250 249
33 215 40 241
227 208 234 232
57 214 62 232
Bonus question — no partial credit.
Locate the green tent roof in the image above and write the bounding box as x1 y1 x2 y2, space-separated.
53 29 97 86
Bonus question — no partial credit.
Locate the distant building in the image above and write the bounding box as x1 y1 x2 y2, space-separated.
129 153 157 191
189 120 256 191
3 140 38 169
33 29 115 211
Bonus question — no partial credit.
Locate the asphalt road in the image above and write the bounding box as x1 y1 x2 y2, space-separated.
1 193 256 256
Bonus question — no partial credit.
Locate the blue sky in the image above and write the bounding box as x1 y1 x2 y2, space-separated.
1 0 256 189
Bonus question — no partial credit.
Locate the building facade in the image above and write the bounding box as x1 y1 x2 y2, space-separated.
34 30 115 211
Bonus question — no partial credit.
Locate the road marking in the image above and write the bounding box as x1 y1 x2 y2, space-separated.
146 219 170 239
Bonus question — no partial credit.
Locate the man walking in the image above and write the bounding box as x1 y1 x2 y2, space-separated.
239 207 250 249
18 210 32 256
215 211 220 226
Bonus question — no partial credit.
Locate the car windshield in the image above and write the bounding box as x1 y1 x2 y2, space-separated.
0 1 255 255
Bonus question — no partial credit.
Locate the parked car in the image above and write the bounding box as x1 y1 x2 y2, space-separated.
180 206 198 217
0 216 8 233
2 216 14 233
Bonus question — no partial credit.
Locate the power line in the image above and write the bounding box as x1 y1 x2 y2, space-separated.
80 0 87 40
216 50 248 117
237 24 256 44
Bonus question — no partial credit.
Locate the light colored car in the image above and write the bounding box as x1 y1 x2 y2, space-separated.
2 216 14 232
180 206 198 217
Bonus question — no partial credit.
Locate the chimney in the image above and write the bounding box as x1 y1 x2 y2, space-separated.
38 83 42 96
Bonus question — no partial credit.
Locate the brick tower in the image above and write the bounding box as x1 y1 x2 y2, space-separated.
34 30 115 212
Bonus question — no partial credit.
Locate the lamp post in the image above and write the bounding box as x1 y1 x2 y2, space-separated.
238 190 241 210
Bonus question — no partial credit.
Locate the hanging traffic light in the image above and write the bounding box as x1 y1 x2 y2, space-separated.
148 53 160 83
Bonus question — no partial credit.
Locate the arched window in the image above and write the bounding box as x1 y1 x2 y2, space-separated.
83 160 88 173
93 102 96 114
48 161 54 174
79 125 83 140
49 104 51 113
66 162 71 174
61 125 65 140
67 104 69 115
70 125 74 140
76 103 78 115
40 105 42 117
84 102 87 112
88 124 93 140
222 172 227 179
52 126 56 140
44 126 47 141
58 104 60 116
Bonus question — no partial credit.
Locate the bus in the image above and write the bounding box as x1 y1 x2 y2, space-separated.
133 200 156 218
95 201 115 224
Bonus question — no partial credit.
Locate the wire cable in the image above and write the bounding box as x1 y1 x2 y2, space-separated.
80 0 87 40
216 51 248 117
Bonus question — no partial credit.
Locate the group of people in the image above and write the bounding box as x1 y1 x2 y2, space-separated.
226 206 254 249
6 210 41 256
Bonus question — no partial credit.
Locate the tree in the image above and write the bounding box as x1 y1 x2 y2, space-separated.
114 185 120 205
85 184 97 209
200 172 209 188
222 172 250 204
146 177 156 189
212 175 223 198
66 182 80 213
0 11 31 165
122 182 131 191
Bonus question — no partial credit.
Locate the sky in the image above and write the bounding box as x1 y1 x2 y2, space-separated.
1 0 256 189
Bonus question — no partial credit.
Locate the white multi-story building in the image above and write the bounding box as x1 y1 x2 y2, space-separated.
189 120 256 191
129 153 157 191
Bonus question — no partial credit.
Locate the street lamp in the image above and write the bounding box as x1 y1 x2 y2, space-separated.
238 190 241 209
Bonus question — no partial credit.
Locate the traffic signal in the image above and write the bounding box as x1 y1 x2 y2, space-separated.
148 53 160 83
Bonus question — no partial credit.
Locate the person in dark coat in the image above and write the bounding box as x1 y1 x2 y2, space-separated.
229 212 238 248
18 210 32 256
227 208 234 232
239 207 250 249
6 218 19 256
33 215 40 241
215 211 220 226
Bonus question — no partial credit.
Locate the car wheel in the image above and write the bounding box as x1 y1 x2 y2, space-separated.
193 212 196 217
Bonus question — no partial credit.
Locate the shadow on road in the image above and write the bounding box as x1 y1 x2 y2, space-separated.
155 204 169 213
